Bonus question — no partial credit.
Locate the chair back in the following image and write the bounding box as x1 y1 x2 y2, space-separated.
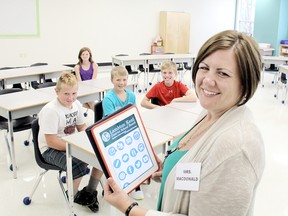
30 63 48 67
151 97 159 105
0 88 22 95
0 88 35 131
94 101 103 123
35 82 56 89
31 119 65 171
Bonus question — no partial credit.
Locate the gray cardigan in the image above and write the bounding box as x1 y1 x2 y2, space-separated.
147 105 265 216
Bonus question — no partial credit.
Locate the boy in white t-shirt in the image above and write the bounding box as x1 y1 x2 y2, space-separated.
38 72 102 212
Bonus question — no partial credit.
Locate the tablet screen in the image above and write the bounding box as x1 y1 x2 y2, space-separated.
86 105 159 193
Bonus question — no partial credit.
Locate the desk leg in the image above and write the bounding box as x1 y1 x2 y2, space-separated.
8 114 17 178
66 143 75 216
261 63 265 87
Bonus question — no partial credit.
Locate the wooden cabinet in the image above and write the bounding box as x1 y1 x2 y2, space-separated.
160 11 190 54
279 44 288 56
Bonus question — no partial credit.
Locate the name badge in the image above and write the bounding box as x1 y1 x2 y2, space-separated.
174 162 201 191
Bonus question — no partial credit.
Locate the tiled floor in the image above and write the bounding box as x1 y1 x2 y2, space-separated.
0 69 287 216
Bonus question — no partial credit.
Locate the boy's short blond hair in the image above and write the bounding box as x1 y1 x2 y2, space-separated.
111 66 128 80
56 72 78 90
161 61 177 75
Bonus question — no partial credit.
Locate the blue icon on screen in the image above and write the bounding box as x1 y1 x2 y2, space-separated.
117 141 124 150
135 160 142 169
130 148 137 157
125 136 132 145
123 182 129 189
118 171 126 181
108 146 117 156
113 159 121 168
127 165 134 175
142 154 149 163
101 131 110 142
122 153 129 163
138 143 145 152
133 131 140 140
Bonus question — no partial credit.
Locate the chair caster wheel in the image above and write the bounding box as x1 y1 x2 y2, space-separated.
138 89 142 93
86 167 90 174
24 140 30 146
9 164 13 171
61 176 66 183
84 113 88 117
149 82 152 85
274 94 277 98
281 100 285 104
23 197 31 205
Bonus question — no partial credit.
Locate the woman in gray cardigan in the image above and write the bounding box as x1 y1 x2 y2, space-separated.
103 30 265 216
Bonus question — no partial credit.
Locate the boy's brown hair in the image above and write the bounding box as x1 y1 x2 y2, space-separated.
56 72 78 90
111 66 128 81
160 61 177 75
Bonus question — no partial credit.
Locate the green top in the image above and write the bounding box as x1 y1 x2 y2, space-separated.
157 134 188 210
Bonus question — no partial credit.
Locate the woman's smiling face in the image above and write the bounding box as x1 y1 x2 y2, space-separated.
195 48 242 114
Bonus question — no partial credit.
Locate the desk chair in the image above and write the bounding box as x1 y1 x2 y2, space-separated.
23 119 68 206
34 81 56 89
30 63 52 89
179 62 193 87
139 53 161 90
115 54 140 83
94 101 103 123
151 97 159 106
0 67 25 89
0 88 36 170
274 72 287 104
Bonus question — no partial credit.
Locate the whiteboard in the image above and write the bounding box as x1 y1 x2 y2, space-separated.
0 0 39 37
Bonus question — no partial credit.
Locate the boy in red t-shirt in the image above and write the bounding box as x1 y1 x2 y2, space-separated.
141 61 197 109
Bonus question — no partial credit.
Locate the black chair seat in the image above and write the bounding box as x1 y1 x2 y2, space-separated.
183 62 192 70
34 82 56 89
0 116 35 132
31 119 65 171
151 97 159 105
94 101 103 123
0 88 35 134
281 73 287 84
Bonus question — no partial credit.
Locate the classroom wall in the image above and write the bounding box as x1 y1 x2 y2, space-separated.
254 0 288 55
0 0 236 67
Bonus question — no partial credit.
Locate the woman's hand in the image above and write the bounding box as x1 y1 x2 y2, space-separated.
103 177 133 213
151 155 163 183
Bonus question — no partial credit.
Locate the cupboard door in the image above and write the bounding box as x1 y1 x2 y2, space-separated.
160 11 190 53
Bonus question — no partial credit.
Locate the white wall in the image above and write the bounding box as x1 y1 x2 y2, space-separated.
0 0 236 67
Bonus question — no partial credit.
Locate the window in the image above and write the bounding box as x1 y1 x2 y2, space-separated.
235 0 256 36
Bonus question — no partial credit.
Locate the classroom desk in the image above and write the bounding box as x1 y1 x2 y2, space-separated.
0 83 105 178
29 65 72 81
0 90 55 178
62 128 173 215
0 65 72 89
166 101 203 115
141 106 199 138
112 54 195 90
36 82 104 103
261 56 288 87
279 64 288 76
80 77 137 97
276 65 288 104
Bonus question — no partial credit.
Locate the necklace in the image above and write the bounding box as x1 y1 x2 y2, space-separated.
164 116 217 162
177 117 217 150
